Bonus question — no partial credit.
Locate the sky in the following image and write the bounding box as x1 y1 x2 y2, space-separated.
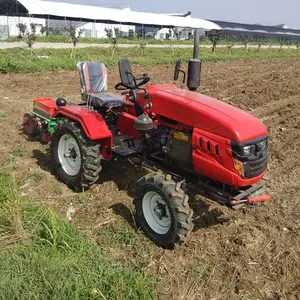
45 0 300 29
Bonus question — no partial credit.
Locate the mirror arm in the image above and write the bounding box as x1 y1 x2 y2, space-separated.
179 70 186 83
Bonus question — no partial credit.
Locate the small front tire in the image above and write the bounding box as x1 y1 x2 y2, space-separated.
134 172 194 249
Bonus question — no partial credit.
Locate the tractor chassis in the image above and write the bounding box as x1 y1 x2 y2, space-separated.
139 157 268 209
110 135 269 209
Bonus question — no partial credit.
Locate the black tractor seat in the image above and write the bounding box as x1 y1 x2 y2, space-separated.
85 91 123 109
77 61 123 108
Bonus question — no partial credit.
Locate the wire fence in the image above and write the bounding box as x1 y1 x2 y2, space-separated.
1 15 300 44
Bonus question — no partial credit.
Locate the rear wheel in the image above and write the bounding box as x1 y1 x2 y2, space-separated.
51 119 102 191
134 172 194 249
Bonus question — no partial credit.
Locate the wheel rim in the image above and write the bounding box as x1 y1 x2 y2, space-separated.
58 134 82 176
142 191 171 234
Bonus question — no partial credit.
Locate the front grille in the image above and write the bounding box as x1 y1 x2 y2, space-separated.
244 155 268 178
231 136 268 179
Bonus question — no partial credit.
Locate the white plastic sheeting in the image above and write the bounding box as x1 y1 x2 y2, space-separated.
13 0 221 30
221 26 300 37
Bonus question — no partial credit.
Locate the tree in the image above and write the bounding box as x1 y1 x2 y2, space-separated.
105 27 121 58
70 24 83 58
104 28 113 39
169 27 179 54
278 36 287 50
40 25 48 36
16 23 27 38
171 27 179 40
227 43 234 53
207 30 223 53
256 35 264 52
241 33 250 51
19 23 38 56
25 23 37 49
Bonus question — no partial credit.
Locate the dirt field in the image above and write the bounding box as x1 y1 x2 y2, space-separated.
0 58 300 300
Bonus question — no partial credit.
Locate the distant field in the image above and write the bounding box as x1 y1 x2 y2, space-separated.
0 36 289 45
0 46 299 73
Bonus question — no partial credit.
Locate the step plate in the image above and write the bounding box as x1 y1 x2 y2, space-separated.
112 136 142 156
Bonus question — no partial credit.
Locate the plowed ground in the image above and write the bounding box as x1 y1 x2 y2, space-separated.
0 58 299 300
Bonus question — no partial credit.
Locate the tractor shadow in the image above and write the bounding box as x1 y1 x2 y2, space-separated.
110 202 137 230
98 158 230 232
188 195 230 232
97 157 148 198
31 149 229 232
32 148 56 175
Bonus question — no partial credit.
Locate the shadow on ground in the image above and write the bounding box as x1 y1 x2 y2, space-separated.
32 148 55 174
32 148 230 233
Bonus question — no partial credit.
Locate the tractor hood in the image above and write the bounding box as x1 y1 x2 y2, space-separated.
149 86 267 142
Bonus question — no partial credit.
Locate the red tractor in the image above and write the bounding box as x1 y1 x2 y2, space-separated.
22 34 270 249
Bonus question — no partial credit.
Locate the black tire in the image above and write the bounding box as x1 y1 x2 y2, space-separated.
134 172 194 249
50 119 102 191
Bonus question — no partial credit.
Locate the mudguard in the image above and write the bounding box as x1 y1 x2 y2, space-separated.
53 105 113 160
53 105 112 140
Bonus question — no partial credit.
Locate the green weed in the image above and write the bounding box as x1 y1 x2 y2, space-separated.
0 171 158 299
0 113 8 119
0 35 292 46
9 147 24 158
77 191 87 203
31 172 45 182
0 47 298 74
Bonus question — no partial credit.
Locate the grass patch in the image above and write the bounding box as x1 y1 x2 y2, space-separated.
0 113 8 119
31 172 45 183
0 170 158 299
0 47 299 73
9 147 24 158
0 36 291 46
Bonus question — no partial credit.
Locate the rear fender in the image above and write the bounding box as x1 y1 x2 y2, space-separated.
53 105 113 160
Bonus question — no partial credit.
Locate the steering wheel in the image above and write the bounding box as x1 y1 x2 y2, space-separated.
115 75 150 91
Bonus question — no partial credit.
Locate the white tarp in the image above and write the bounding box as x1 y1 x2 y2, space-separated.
14 0 221 30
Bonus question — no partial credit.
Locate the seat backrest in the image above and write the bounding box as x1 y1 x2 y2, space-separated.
77 61 108 93
118 58 135 89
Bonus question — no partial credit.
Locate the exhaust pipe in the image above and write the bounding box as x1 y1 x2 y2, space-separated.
187 29 202 91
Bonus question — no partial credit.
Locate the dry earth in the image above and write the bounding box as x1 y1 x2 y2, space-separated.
0 58 300 300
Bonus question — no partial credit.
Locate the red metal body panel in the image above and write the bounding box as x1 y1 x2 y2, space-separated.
116 112 141 139
53 105 113 160
144 87 267 143
192 128 265 187
33 98 58 118
53 106 112 140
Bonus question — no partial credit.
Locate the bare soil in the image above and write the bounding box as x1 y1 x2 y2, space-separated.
0 58 300 300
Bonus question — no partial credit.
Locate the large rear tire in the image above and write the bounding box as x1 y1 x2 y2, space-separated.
51 119 102 191
134 172 194 249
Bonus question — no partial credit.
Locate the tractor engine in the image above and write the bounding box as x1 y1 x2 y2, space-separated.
140 124 193 169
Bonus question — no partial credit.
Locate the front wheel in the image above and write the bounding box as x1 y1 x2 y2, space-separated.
134 172 194 249
51 119 102 191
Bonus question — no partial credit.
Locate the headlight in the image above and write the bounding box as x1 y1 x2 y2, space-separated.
257 140 267 150
242 145 256 157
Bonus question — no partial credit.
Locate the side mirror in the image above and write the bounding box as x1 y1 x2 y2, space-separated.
174 60 181 81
